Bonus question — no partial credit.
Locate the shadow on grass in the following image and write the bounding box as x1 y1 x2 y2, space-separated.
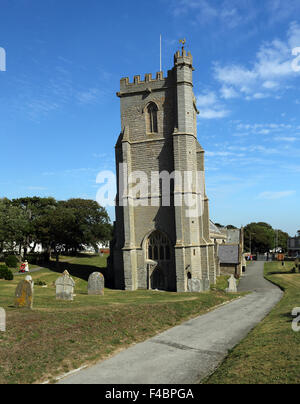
268 271 299 275
280 311 296 324
42 260 113 288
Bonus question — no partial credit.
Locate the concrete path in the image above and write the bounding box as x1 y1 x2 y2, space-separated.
59 261 282 384
14 267 43 276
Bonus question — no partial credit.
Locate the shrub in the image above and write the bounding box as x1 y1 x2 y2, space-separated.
5 255 19 268
0 265 14 281
35 279 46 286
25 253 45 265
5 269 13 281
0 265 8 279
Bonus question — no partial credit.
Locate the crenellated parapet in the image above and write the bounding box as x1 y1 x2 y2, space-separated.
174 48 194 70
118 70 175 97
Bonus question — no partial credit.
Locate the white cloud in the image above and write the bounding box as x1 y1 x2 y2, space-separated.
214 22 300 100
76 88 99 104
274 136 297 142
199 109 230 119
196 91 218 107
206 151 236 157
171 0 256 29
236 122 295 134
262 80 279 89
220 86 239 99
197 91 230 119
257 190 296 200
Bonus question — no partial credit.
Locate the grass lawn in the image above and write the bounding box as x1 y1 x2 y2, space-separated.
0 254 242 384
205 261 300 384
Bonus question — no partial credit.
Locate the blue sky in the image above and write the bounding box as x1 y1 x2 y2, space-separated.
0 0 299 235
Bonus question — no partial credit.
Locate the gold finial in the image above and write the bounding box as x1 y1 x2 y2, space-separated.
179 38 186 48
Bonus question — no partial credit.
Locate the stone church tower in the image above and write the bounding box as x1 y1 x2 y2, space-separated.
110 46 217 292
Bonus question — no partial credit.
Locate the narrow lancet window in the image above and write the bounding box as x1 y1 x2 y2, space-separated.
146 102 158 133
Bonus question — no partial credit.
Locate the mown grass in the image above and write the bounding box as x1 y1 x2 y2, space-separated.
205 261 300 384
0 255 242 384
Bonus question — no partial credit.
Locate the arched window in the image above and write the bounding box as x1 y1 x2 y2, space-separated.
146 102 158 133
147 231 171 261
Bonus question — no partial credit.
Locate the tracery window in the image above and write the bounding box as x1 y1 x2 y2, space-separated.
147 231 171 261
146 102 158 133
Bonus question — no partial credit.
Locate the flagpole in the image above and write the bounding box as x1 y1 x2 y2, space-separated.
160 34 162 72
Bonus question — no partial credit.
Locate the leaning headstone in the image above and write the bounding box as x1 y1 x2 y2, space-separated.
226 275 237 293
15 280 33 309
55 270 75 301
88 272 105 295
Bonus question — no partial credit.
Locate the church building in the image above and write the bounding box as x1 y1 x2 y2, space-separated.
110 45 218 292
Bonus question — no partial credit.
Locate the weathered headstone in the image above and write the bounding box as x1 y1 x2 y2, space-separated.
88 272 105 295
226 275 237 293
15 280 33 309
55 270 75 301
187 278 202 292
187 278 210 292
25 275 34 292
0 308 5 332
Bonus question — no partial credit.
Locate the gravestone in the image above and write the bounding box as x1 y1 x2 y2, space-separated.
88 272 105 295
226 275 237 293
187 278 202 292
55 270 75 301
15 280 33 309
187 278 210 293
25 275 34 290
0 308 5 332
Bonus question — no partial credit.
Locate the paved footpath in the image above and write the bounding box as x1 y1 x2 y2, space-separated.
14 267 42 276
59 261 282 384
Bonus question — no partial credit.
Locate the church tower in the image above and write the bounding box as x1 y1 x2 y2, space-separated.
110 45 217 292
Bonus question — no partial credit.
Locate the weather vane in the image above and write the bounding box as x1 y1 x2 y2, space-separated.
179 38 186 50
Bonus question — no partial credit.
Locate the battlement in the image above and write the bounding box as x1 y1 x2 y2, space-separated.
119 69 175 93
174 48 193 67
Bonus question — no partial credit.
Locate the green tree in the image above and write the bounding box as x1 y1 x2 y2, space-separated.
244 222 289 253
11 197 57 255
0 198 28 254
61 199 112 251
41 198 112 261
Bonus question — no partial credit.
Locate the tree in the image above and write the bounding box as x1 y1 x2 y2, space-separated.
0 198 28 254
61 199 112 251
226 224 238 229
40 198 112 261
243 222 289 253
11 197 57 255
